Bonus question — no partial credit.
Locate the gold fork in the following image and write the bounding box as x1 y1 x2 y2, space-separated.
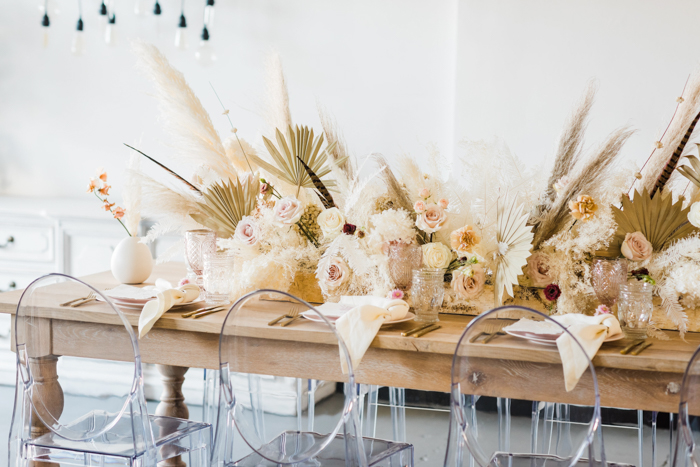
60 294 92 307
70 292 97 307
268 307 300 326
280 308 301 327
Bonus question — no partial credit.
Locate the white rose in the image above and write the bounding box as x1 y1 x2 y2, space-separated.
421 242 453 269
273 196 304 227
415 203 448 234
689 202 700 228
234 216 260 247
317 207 346 240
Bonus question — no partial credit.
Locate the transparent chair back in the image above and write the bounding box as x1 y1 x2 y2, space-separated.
673 344 700 466
9 273 157 464
212 289 367 465
444 306 604 467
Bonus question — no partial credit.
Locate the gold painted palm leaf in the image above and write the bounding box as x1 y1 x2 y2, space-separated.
249 125 344 195
677 149 700 188
599 188 698 257
190 176 260 238
494 195 534 306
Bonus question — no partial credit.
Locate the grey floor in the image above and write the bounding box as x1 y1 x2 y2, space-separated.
0 384 670 466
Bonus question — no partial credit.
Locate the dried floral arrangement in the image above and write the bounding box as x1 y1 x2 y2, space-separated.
121 42 700 335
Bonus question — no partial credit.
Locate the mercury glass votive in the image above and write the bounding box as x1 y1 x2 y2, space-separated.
591 257 627 308
203 250 234 304
388 242 423 291
411 268 445 324
617 280 653 339
185 229 217 290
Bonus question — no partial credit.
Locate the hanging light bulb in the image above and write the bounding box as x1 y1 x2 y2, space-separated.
40 0 50 48
203 0 215 28
71 16 85 55
153 0 161 15
174 1 187 50
105 13 117 45
195 26 216 66
98 1 107 15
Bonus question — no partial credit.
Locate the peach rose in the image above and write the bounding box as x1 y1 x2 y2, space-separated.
621 231 652 261
418 188 431 199
526 251 553 287
273 196 304 227
450 225 481 255
569 195 597 222
416 204 448 234
438 198 449 209
414 200 426 213
318 256 351 290
451 264 486 300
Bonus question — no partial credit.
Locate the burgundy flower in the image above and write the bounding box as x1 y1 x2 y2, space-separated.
630 268 650 277
543 283 561 301
342 223 357 235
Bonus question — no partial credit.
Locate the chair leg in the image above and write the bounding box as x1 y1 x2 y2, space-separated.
638 409 644 467
364 385 379 438
389 387 406 443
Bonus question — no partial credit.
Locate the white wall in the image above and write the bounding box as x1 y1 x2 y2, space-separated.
454 0 700 167
2 0 700 199
0 0 457 197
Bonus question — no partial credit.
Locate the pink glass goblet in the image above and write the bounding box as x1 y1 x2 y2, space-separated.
591 257 627 308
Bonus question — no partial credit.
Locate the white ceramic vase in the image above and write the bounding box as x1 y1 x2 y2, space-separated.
111 236 154 284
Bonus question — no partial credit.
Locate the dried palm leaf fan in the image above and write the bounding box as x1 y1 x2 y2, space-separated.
248 125 344 198
494 195 534 306
598 188 699 257
678 150 700 187
190 176 260 238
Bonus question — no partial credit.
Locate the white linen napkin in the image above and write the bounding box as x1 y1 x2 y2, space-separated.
552 313 621 392
138 279 201 338
333 296 409 374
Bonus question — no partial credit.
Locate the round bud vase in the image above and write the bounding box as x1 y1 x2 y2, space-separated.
111 236 154 284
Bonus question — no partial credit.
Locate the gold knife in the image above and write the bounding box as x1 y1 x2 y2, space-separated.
181 304 229 318
401 323 434 337
192 306 228 319
414 324 441 338
620 339 645 355
630 341 652 356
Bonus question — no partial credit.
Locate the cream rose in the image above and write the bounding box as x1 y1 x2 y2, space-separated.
273 196 304 227
689 202 700 228
526 251 553 287
421 242 453 269
451 264 486 300
234 216 260 247
317 207 346 240
621 231 652 261
317 255 351 290
415 204 448 234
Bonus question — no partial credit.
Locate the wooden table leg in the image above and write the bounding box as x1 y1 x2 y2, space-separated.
155 365 189 467
29 355 64 467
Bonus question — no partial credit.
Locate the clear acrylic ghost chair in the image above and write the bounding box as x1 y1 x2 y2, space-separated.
9 273 211 466
672 344 700 466
211 289 414 466
444 306 608 467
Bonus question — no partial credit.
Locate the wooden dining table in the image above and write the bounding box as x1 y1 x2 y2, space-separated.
1 262 698 456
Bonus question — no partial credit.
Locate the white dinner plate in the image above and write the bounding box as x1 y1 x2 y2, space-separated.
505 329 624 346
301 311 415 327
96 295 204 311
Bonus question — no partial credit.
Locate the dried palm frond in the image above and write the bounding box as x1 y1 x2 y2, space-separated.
533 126 635 248
494 195 534 306
264 53 292 138
642 70 700 194
132 41 237 180
190 176 260 238
598 188 699 257
545 81 596 202
249 125 342 197
318 103 354 179
677 147 700 188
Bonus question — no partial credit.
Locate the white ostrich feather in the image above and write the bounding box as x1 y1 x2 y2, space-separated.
494 194 534 306
132 41 237 180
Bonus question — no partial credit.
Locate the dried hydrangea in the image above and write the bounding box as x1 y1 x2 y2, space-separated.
368 208 417 247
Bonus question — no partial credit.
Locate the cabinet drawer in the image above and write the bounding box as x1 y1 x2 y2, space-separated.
0 219 55 264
